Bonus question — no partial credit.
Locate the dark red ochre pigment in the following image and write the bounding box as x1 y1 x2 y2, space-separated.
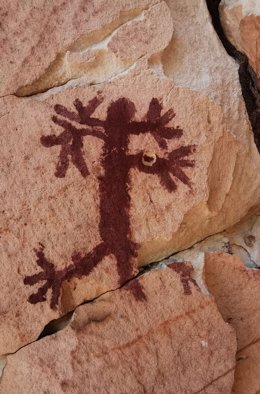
169 262 200 295
124 279 147 302
24 96 196 309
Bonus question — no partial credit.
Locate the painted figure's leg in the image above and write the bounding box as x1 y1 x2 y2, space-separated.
65 242 108 281
24 242 109 309
114 242 139 286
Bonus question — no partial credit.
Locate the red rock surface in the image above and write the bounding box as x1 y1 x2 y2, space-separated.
220 0 260 85
204 252 260 394
0 1 260 393
0 264 236 394
0 0 259 357
1 0 171 96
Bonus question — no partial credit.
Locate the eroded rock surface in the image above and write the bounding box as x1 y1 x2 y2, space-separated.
220 0 260 85
205 253 260 394
0 265 237 394
0 0 260 392
0 66 259 354
0 0 173 96
167 216 260 394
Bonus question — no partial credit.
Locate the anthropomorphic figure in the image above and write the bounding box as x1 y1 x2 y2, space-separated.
24 96 195 309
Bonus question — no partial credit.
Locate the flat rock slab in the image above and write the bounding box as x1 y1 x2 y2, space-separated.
0 0 171 96
0 264 236 394
220 0 260 85
204 252 260 394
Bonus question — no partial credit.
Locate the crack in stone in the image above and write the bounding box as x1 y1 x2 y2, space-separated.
231 242 259 268
15 8 146 97
193 365 236 394
0 255 205 382
206 0 260 152
0 356 7 384
0 261 158 366
12 2 164 99
0 261 212 387
237 337 260 354
24 54 146 101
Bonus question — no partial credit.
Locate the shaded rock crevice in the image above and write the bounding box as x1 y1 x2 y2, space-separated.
0 357 7 384
0 256 206 386
206 0 260 151
0 262 237 394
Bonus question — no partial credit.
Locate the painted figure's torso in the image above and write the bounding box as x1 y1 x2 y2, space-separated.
99 122 132 254
23 96 195 308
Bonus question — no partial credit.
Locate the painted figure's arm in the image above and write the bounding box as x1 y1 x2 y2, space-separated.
54 96 105 128
128 145 195 192
128 98 183 148
40 100 106 178
41 116 105 148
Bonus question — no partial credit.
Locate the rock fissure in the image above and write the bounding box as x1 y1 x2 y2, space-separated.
194 366 236 394
0 256 204 381
0 1 260 391
10 54 146 101
206 0 260 151
0 262 153 362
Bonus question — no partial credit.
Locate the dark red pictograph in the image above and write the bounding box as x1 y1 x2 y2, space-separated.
169 262 200 295
24 96 195 309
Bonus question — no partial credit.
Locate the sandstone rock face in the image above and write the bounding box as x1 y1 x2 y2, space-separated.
0 265 237 394
220 0 260 85
167 216 260 393
171 213 260 269
0 0 260 393
0 0 260 357
204 253 260 394
0 0 172 96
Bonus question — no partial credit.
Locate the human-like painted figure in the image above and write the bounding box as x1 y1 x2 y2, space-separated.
24 96 195 309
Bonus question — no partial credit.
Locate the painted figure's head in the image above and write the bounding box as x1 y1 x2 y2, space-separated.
106 97 136 125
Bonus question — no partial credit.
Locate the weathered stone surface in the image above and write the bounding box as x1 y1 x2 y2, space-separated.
171 213 260 269
163 0 248 142
0 0 260 357
163 215 260 392
0 265 236 394
220 0 260 85
204 252 260 394
0 0 172 96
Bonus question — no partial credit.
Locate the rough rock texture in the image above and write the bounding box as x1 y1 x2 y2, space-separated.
0 265 237 394
204 253 260 394
172 213 260 269
168 216 260 393
0 0 172 96
1 0 260 392
220 0 260 85
0 0 260 357
206 0 260 152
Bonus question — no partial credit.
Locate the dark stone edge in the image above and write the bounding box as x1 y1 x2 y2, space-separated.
206 0 260 151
